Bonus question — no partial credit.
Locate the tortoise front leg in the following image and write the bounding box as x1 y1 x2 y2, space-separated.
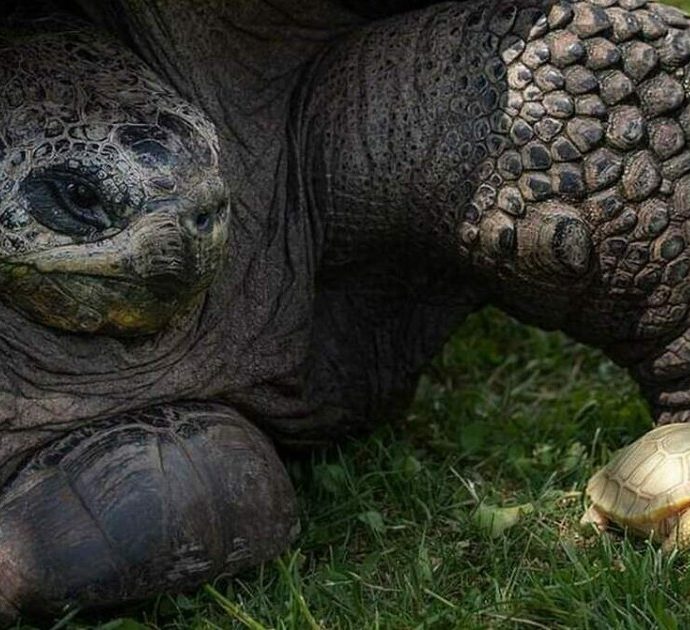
303 0 690 400
0 403 298 625
580 504 609 534
662 510 690 553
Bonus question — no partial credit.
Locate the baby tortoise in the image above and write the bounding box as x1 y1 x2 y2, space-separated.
582 424 690 551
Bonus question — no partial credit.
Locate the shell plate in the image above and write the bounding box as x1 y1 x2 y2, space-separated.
587 424 690 526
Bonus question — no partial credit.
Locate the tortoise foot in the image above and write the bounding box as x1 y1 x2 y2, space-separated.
663 509 690 553
580 504 609 535
0 403 298 625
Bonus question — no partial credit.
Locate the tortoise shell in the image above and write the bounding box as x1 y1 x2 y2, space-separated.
586 424 690 528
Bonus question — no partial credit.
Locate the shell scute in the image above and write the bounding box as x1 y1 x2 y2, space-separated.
619 485 643 519
598 473 622 510
661 428 690 454
640 452 686 495
630 494 655 522
627 450 665 487
647 482 690 519
607 438 658 482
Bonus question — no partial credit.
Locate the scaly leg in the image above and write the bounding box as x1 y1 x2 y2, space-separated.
580 505 609 534
662 510 690 553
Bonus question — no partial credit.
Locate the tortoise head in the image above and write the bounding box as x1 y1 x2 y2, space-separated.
0 25 229 335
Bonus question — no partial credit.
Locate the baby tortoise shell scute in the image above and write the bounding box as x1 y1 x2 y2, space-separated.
587 424 690 527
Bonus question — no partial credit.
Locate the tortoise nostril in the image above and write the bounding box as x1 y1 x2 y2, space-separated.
183 200 228 237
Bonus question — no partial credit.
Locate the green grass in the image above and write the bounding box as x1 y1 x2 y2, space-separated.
28 307 690 630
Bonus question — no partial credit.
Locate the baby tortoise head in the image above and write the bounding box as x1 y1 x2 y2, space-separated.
0 25 228 335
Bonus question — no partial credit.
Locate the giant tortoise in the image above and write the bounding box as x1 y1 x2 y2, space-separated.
2 0 690 623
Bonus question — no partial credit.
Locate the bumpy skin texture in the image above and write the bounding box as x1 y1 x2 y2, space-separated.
4 0 690 623
0 20 228 335
304 0 690 428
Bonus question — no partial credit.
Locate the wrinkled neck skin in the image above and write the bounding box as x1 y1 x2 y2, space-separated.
72 1 380 439
0 4 361 483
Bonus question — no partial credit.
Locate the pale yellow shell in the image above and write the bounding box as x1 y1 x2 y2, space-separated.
586 424 690 527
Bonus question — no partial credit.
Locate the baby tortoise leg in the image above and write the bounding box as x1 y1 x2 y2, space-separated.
0 403 298 625
580 505 609 534
662 510 690 553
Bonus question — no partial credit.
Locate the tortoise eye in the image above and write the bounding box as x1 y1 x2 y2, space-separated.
21 173 113 236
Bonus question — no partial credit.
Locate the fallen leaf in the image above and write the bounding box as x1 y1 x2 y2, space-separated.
473 502 534 538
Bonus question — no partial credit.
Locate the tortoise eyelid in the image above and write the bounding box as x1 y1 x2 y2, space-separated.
20 173 113 236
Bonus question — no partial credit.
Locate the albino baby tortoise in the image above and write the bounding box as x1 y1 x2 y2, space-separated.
582 424 690 552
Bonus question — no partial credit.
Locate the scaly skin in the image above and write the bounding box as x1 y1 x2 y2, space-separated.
0 14 299 624
303 0 690 430
0 18 228 335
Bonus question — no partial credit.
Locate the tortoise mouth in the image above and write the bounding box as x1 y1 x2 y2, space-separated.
0 268 208 335
0 278 220 337
0 207 228 335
